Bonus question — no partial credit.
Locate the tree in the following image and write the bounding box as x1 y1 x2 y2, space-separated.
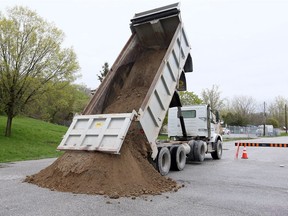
231 96 256 116
224 95 257 126
97 62 109 82
266 118 280 128
161 91 201 128
250 112 265 126
201 84 224 111
268 96 288 127
23 83 90 125
0 6 79 136
222 112 247 126
179 91 202 105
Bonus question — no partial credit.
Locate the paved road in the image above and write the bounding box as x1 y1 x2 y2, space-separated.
1 137 288 216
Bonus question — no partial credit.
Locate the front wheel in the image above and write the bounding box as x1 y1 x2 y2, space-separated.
211 140 222 159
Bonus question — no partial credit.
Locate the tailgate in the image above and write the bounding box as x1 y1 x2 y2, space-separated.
57 111 136 154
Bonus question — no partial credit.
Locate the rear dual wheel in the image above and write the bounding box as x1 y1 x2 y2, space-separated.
193 140 205 162
187 140 205 162
170 145 186 171
156 145 186 175
156 147 171 176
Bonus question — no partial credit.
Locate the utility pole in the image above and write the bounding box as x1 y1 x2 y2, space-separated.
285 104 287 134
263 102 266 136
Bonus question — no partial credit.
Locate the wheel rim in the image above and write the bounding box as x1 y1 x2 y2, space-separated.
217 142 222 156
178 147 186 169
162 152 170 172
200 143 205 155
158 147 171 175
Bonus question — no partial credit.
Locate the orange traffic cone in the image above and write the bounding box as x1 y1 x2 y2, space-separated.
241 146 248 159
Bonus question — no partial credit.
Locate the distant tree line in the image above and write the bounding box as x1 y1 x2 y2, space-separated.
174 84 287 129
200 85 287 128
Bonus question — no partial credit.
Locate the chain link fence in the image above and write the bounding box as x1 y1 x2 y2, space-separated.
226 125 281 137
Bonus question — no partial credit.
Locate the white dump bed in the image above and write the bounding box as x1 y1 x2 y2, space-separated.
57 3 192 159
138 25 191 156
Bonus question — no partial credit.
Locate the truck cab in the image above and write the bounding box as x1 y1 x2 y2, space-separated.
168 104 221 143
156 104 223 174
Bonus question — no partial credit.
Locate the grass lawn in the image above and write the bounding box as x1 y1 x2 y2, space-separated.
280 132 288 136
158 134 169 140
0 116 67 163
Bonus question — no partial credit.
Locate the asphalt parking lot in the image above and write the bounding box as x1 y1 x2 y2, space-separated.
1 136 288 216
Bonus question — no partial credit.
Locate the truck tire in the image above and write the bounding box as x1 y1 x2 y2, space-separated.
170 145 186 171
187 140 196 161
211 140 222 159
156 147 171 176
193 140 205 162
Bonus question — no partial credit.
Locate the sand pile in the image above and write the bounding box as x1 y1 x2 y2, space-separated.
25 48 181 197
25 123 180 197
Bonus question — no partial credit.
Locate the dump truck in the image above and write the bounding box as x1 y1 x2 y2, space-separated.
57 3 223 175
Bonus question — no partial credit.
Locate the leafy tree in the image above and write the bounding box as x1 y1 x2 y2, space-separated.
201 84 224 111
222 95 257 126
222 112 247 126
250 112 265 126
71 84 91 115
97 62 109 82
24 83 90 125
162 91 201 128
268 96 288 127
0 90 3 114
0 6 79 136
231 95 256 117
266 118 280 128
179 91 202 105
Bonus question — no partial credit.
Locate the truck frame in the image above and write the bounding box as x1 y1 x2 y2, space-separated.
57 3 223 175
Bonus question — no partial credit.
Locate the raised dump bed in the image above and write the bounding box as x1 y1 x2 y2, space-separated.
57 3 192 159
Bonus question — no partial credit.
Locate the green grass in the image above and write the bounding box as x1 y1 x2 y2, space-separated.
280 132 288 136
0 116 67 163
158 134 169 140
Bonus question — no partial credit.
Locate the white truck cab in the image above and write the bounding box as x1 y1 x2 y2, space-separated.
168 105 221 143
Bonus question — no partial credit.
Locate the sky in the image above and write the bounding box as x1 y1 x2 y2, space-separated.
1 0 288 104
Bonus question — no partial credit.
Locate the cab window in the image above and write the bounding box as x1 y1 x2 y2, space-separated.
182 110 196 118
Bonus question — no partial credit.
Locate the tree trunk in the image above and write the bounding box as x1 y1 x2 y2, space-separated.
5 115 13 137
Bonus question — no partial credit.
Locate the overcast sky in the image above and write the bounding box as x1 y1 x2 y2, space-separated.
1 0 288 104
